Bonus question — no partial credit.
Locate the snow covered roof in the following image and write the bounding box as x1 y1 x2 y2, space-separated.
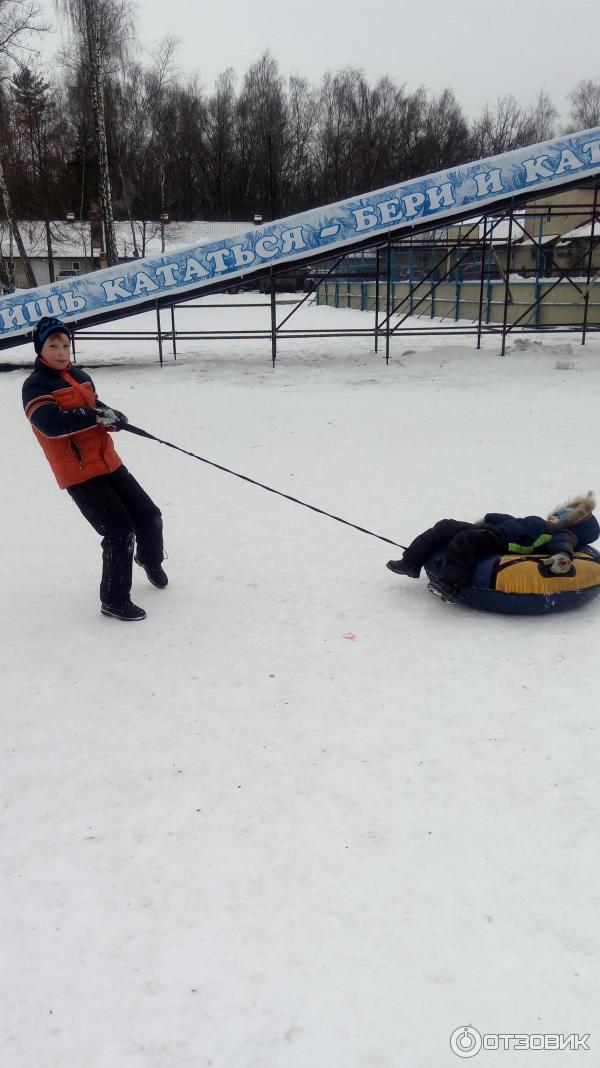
559 219 600 241
517 233 560 247
3 211 593 266
0 219 254 259
428 212 529 244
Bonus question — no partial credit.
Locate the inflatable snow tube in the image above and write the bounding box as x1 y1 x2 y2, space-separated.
425 545 600 614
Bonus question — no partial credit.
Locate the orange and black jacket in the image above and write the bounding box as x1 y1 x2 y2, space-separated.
22 359 122 489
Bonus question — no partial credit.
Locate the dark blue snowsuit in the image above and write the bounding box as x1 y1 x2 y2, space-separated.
400 512 600 588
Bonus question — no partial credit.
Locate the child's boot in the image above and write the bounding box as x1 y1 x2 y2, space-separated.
426 577 459 603
386 557 421 578
101 599 147 621
135 555 169 588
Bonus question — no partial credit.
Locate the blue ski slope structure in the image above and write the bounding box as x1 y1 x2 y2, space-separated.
2 127 600 350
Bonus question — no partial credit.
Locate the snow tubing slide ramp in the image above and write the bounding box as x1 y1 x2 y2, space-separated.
2 125 600 349
425 546 600 614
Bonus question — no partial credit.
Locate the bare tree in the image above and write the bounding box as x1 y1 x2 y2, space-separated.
529 90 558 143
315 69 360 201
567 79 600 132
314 70 436 201
109 61 145 255
56 0 132 265
204 68 237 216
0 0 45 67
281 74 317 211
123 37 186 227
415 88 471 172
236 52 287 218
471 95 536 157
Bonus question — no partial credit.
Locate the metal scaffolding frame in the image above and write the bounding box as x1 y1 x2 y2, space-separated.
364 182 600 361
57 176 600 367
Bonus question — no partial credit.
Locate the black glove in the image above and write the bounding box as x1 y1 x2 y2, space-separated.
96 406 128 428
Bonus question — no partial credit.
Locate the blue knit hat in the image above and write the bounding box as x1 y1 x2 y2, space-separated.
33 316 72 355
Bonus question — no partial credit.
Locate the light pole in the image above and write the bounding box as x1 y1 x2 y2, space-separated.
160 213 169 253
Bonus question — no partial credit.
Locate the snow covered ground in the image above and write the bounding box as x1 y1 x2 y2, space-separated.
2 295 600 1067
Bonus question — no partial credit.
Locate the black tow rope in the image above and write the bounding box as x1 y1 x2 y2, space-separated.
121 422 407 551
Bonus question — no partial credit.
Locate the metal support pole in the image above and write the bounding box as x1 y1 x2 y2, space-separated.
582 182 599 346
486 246 492 324
374 247 380 352
276 252 348 332
505 211 588 333
476 215 487 349
500 208 514 356
534 213 543 327
270 270 277 367
171 304 177 359
388 218 483 333
156 303 163 366
385 236 392 364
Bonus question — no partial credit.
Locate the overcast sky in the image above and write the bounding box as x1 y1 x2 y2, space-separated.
39 0 600 121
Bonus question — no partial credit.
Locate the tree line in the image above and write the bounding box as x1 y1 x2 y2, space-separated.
1 0 600 281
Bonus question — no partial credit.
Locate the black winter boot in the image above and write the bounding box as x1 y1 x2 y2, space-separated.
135 555 168 588
386 558 421 578
101 599 147 621
426 577 459 603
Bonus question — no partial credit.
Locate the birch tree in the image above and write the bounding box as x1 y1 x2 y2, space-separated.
56 0 132 266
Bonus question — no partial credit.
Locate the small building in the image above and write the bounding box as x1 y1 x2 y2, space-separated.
0 218 253 290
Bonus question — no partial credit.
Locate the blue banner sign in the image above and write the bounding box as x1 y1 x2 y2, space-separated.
2 127 600 344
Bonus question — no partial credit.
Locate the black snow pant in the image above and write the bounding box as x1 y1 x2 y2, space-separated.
67 465 164 606
402 519 507 588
